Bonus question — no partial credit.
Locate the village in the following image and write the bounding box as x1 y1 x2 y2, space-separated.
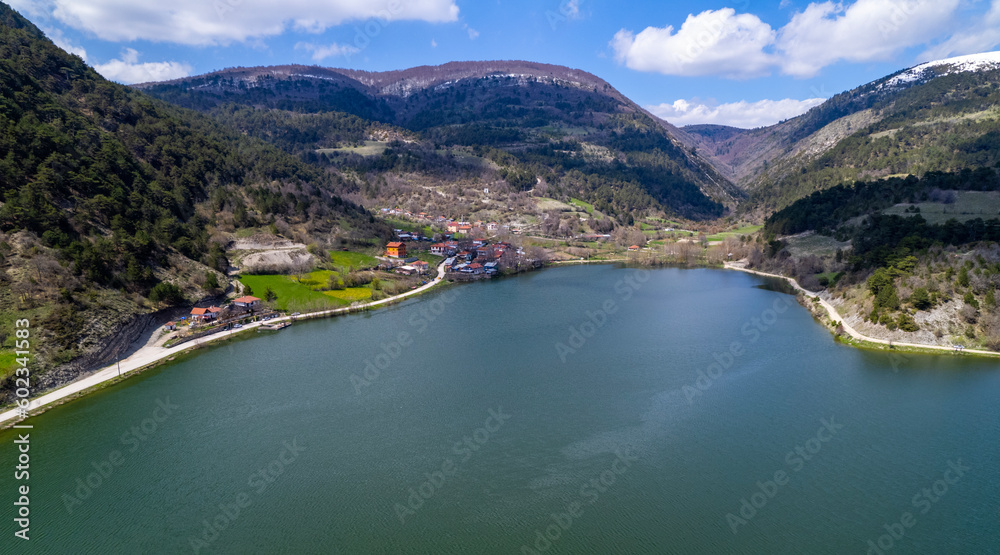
380 212 538 280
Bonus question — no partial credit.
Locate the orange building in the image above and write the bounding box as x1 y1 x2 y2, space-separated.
386 242 407 258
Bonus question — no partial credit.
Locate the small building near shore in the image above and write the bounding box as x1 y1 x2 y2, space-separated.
411 260 429 274
164 322 177 331
190 306 222 321
232 296 262 311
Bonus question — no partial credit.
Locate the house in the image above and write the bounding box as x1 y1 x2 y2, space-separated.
471 238 487 247
164 322 177 331
456 250 474 262
476 245 494 260
190 306 222 321
232 296 262 311
430 243 447 255
487 222 499 231
386 241 407 258
628 245 641 252
458 224 473 234
484 262 499 275
447 222 461 233
396 265 418 276
411 260 429 274
464 263 485 275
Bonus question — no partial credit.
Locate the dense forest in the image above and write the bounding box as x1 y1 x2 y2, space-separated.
141 64 738 221
747 69 1000 212
0 3 389 392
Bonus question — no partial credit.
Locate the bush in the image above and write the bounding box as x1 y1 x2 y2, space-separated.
910 287 932 310
897 313 919 332
149 282 185 305
204 271 220 291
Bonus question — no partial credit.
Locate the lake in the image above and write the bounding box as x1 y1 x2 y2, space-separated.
3 265 999 554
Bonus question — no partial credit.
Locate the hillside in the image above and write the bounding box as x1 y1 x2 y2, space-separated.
679 52 1000 215
0 2 388 402
138 61 742 221
751 168 999 350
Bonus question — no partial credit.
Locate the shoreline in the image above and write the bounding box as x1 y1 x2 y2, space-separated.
723 262 1000 359
7 260 996 427
0 261 451 428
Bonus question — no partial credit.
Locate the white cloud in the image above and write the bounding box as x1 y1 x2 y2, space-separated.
777 0 962 77
919 0 1000 61
465 25 479 40
612 0 964 79
295 42 361 62
42 0 460 46
647 97 826 128
431 38 438 48
92 48 192 84
611 8 776 79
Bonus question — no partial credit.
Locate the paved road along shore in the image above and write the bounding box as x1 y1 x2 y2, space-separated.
0 261 449 426
724 262 1000 358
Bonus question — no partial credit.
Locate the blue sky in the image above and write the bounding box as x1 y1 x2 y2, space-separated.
11 0 1000 127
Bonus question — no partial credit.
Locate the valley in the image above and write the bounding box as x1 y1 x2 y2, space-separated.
1 0 1000 411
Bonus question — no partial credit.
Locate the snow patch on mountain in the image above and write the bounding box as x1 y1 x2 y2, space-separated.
884 51 1000 89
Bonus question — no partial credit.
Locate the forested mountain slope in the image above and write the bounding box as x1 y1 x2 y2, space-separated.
0 2 387 401
139 61 742 220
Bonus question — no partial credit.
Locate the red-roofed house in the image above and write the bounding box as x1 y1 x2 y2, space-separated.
190 306 223 321
628 245 640 252
386 242 407 258
232 296 261 311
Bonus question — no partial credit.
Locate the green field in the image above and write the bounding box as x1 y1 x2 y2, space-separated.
324 287 373 303
384 219 434 237
330 251 379 271
882 191 1000 224
239 274 347 311
0 351 17 381
569 198 594 213
413 252 444 265
707 225 764 242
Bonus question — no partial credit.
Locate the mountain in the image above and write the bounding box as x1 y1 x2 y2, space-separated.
0 2 387 400
679 51 1000 215
137 61 742 220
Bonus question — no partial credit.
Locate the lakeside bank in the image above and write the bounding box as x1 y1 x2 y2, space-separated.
0 261 451 428
724 262 1000 359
